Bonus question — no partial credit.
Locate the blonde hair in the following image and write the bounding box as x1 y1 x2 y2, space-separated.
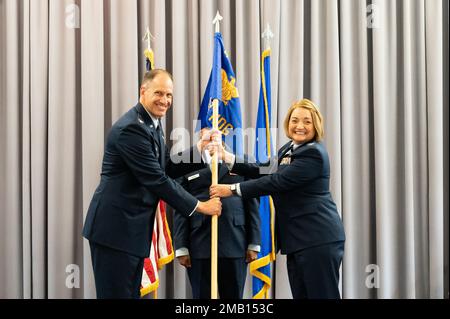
283 98 324 142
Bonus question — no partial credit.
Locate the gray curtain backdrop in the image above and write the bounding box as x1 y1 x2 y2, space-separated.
0 0 448 299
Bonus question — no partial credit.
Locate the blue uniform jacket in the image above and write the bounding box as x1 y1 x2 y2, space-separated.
173 152 261 258
232 141 345 255
82 103 203 257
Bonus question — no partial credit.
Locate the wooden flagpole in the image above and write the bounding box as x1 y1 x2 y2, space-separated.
210 10 223 299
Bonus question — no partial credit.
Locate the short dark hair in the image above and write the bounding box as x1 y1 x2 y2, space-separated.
141 69 173 87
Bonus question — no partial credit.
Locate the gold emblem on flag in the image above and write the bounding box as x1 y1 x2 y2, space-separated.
221 69 239 105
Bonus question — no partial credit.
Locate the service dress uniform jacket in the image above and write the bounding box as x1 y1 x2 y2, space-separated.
232 141 345 298
173 150 261 298
82 103 204 298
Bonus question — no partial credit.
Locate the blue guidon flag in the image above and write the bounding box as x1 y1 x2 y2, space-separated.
197 32 243 157
250 47 276 299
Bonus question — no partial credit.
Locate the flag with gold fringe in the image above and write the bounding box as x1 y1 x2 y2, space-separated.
250 47 276 299
140 39 174 297
140 200 174 296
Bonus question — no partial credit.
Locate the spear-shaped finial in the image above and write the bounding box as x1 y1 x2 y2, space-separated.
212 11 223 33
143 27 156 71
262 23 274 50
143 26 155 51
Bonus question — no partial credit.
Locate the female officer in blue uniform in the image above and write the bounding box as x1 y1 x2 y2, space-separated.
210 98 345 299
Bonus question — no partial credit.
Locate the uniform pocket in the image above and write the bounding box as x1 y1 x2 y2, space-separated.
290 203 319 218
190 214 203 228
233 214 246 226
186 171 211 191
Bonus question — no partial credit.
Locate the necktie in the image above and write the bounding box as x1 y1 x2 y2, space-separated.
156 122 165 166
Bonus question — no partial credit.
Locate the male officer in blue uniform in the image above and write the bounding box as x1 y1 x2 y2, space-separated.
173 133 260 299
82 69 221 298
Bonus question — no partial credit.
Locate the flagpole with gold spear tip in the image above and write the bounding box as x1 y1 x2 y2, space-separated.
143 26 155 71
142 26 158 300
210 10 223 300
261 23 274 300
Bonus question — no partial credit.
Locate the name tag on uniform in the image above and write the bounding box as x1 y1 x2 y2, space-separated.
280 157 291 165
188 173 200 181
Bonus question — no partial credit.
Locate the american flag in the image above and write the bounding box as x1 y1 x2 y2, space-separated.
140 200 174 297
140 32 174 298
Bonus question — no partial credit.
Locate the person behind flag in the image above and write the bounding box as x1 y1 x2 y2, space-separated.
210 99 346 299
82 69 222 299
173 128 261 299
177 31 257 298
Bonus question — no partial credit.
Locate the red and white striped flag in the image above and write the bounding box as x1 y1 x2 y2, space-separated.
139 38 174 298
140 200 174 297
